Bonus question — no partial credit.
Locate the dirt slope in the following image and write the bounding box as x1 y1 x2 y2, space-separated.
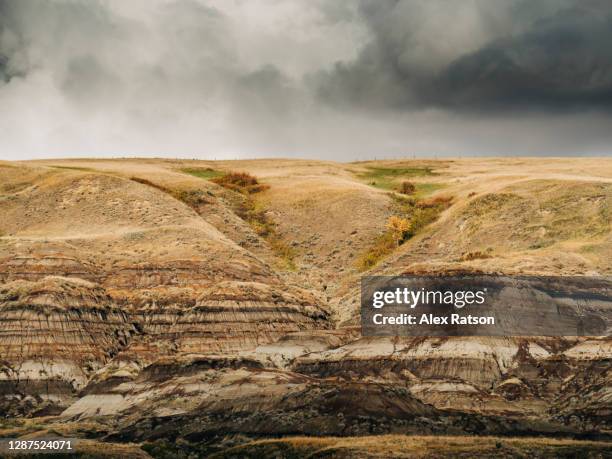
0 157 610 455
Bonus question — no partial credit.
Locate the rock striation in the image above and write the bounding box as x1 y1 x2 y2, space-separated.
0 159 610 450
0 277 136 416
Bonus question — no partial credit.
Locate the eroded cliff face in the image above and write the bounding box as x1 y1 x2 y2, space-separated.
0 164 331 419
0 264 331 415
53 335 609 444
0 277 136 416
293 336 611 430
0 275 330 416
0 159 610 450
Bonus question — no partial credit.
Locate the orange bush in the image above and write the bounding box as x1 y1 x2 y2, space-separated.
386 216 411 245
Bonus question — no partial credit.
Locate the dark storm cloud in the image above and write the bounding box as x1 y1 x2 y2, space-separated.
0 0 611 159
315 0 612 113
0 54 8 83
439 7 612 111
0 0 26 83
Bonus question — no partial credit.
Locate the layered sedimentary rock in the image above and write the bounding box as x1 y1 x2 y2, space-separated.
81 282 331 408
62 335 612 443
0 166 332 419
0 272 331 417
292 335 611 434
63 356 453 442
1 159 611 448
551 340 612 430
360 274 612 337
0 277 136 416
0 254 99 283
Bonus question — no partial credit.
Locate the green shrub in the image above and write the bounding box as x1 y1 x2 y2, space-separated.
356 166 436 191
357 195 453 271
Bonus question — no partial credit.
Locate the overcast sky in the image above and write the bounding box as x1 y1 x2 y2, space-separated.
1 0 612 161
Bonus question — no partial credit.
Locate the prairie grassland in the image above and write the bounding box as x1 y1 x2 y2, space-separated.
210 434 612 458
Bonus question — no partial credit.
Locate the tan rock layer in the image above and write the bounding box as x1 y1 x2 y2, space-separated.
0 275 330 416
0 277 138 416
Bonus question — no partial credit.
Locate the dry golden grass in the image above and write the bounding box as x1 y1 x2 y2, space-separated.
211 434 612 458
357 194 453 271
9 156 612 280
461 250 493 261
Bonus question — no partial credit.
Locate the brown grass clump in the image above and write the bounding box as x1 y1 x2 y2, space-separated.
212 171 270 194
461 250 493 261
416 195 453 209
397 181 416 195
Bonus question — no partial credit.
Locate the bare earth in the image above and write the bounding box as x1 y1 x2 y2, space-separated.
0 157 610 458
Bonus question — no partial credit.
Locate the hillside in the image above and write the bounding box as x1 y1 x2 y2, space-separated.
0 157 610 457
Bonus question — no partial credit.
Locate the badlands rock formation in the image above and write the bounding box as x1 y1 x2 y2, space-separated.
0 162 329 420
0 158 610 456
0 276 136 417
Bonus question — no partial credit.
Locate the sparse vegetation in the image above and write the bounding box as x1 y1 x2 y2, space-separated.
269 238 297 270
181 169 269 195
129 177 211 210
413 182 446 197
357 193 453 271
181 167 225 180
393 193 453 238
461 250 493 261
1 181 30 193
231 193 297 270
386 216 411 245
172 189 212 209
209 435 612 459
462 183 611 251
356 231 396 271
180 169 294 270
356 166 437 191
49 165 97 172
129 176 169 192
355 165 447 200
212 171 270 194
